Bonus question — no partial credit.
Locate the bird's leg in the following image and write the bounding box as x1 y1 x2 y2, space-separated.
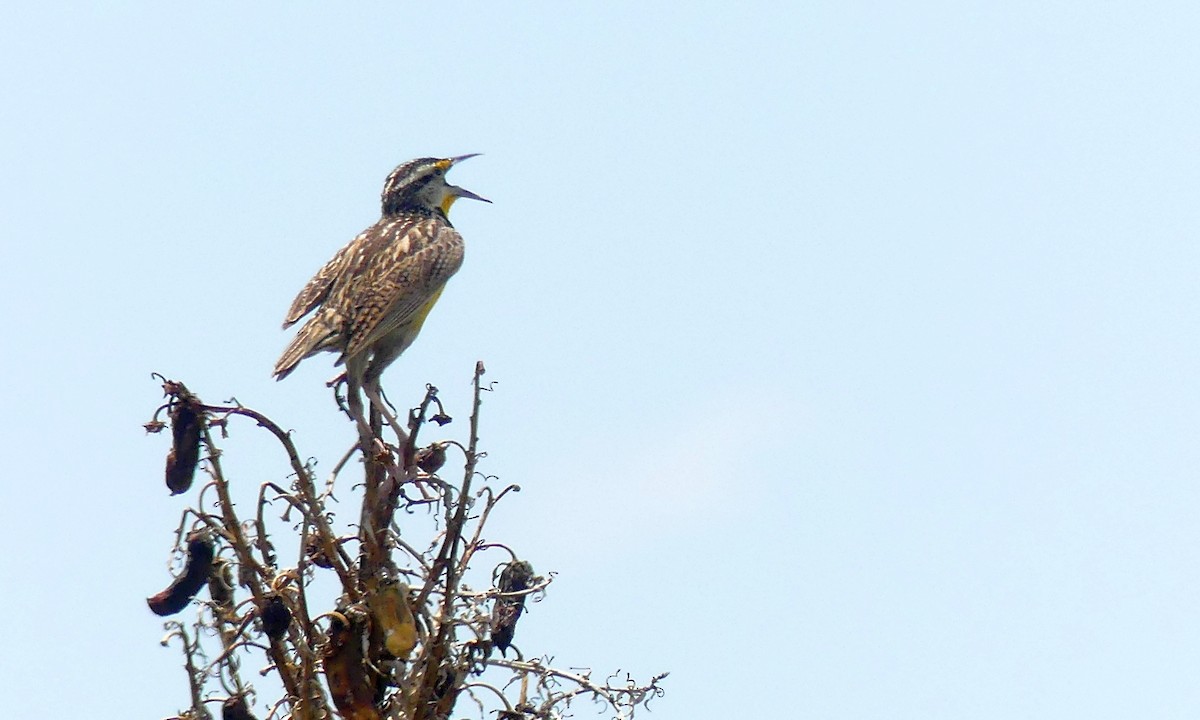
345 378 374 444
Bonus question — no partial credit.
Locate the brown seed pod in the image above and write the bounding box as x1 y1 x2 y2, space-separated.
365 578 417 660
323 612 382 720
490 560 536 656
260 595 291 640
304 536 334 569
221 695 258 720
164 389 204 495
147 531 215 616
413 442 448 474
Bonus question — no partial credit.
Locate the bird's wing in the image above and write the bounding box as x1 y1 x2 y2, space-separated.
281 234 362 328
342 221 465 359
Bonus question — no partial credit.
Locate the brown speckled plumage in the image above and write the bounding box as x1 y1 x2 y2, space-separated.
274 156 486 386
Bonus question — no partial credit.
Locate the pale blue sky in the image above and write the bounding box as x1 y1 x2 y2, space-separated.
2 3 1199 718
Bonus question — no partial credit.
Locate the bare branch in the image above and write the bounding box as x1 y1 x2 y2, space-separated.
145 369 665 720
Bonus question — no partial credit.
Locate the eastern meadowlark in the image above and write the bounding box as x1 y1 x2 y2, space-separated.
273 155 488 406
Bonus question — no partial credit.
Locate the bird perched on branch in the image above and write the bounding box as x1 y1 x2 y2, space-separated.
274 155 488 415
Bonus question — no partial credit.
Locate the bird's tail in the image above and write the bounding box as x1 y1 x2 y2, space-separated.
274 313 339 380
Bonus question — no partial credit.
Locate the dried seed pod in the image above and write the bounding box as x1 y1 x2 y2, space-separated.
147 531 215 616
164 389 204 495
413 442 447 474
208 557 235 611
221 695 258 720
490 560 536 656
323 612 382 720
304 535 333 569
260 595 291 640
365 578 417 660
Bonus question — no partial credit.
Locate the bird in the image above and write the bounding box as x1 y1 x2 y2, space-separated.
274 155 488 421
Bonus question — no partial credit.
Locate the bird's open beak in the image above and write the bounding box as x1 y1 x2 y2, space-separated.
440 154 490 212
447 184 491 203
445 154 490 204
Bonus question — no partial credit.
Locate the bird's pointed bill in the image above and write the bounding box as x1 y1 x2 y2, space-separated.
441 184 490 214
448 184 490 203
439 154 489 213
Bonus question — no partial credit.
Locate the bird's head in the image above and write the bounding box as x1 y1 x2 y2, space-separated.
381 154 490 217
